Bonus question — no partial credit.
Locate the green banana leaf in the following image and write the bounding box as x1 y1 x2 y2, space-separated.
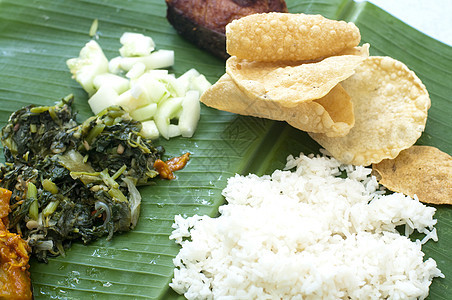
0 0 450 299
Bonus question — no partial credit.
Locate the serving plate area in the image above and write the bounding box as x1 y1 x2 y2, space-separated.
0 0 450 299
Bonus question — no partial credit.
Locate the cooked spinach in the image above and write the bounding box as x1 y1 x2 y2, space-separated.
0 95 164 262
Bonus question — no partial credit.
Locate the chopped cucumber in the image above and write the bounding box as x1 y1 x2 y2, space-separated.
140 120 159 139
130 103 158 121
179 91 200 138
116 57 142 72
176 68 200 91
108 56 122 74
117 50 174 72
191 74 212 94
119 32 155 57
168 124 181 138
116 90 144 112
126 62 146 79
93 73 129 94
68 32 211 139
142 69 169 77
88 86 119 115
66 40 108 96
132 73 170 103
176 69 211 95
154 97 183 139
160 74 185 98
129 82 157 108
135 71 184 98
140 50 174 70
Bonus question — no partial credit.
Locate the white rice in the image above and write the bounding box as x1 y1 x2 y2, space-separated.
169 153 443 300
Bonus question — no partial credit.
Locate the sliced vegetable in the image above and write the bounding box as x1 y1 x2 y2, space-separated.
66 40 108 96
179 90 201 137
132 74 170 103
67 32 211 139
140 120 159 139
154 97 183 139
93 73 129 94
88 86 120 115
119 32 155 57
126 62 146 79
112 50 174 72
130 103 158 121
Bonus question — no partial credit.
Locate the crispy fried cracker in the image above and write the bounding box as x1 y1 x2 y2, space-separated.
373 146 452 205
200 74 354 136
309 56 430 166
226 12 361 62
226 55 365 108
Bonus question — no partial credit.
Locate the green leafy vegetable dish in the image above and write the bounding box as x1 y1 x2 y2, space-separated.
0 96 164 262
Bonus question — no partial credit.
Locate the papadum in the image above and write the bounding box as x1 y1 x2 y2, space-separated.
200 74 355 136
226 12 361 62
226 55 365 108
373 146 452 205
309 56 430 166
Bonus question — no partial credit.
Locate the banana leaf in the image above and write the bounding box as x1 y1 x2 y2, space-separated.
0 0 450 299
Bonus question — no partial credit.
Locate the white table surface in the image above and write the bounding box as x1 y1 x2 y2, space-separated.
359 0 452 46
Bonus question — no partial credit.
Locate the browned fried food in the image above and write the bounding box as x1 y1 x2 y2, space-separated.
165 0 288 59
309 56 430 166
372 146 452 205
0 188 32 300
225 54 365 108
226 12 361 61
200 74 355 136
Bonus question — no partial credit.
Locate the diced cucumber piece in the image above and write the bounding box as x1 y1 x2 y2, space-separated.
126 62 146 79
175 69 211 96
129 83 155 109
118 50 174 72
132 74 170 103
140 50 174 70
145 69 169 77
108 56 122 74
119 32 155 57
88 86 120 115
116 90 144 112
168 124 181 138
140 120 159 140
177 68 200 91
66 40 108 96
130 103 158 121
117 57 143 72
191 74 212 94
179 91 200 137
160 74 185 98
138 72 184 98
93 73 129 94
154 97 183 139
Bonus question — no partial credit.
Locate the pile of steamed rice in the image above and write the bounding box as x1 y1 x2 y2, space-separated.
170 153 443 299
